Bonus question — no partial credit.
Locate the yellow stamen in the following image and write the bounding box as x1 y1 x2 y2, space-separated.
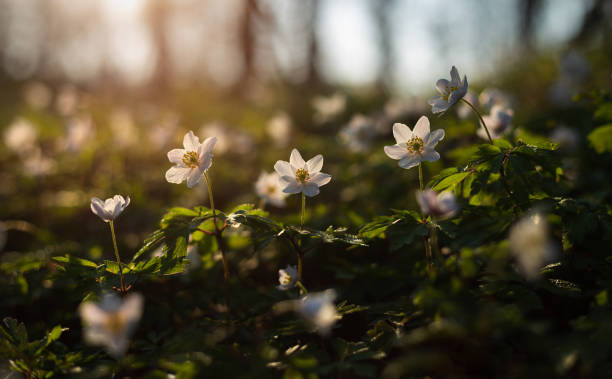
406 136 424 154
182 151 199 168
295 168 310 184
105 313 125 334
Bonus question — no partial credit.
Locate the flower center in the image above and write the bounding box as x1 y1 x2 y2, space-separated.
406 136 424 154
442 85 459 101
182 151 199 168
295 168 310 184
281 273 293 285
105 313 125 334
266 184 277 194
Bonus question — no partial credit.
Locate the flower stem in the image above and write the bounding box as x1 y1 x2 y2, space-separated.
109 221 125 294
300 193 306 228
461 98 494 144
418 163 424 191
430 224 443 264
296 280 308 294
418 162 433 274
257 198 265 211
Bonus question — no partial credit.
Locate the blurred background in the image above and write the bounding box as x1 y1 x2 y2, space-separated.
0 0 610 254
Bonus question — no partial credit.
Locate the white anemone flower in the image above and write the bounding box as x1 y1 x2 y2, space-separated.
295 289 339 335
383 116 444 170
78 293 144 358
165 131 217 188
255 171 288 208
478 105 513 140
267 112 292 147
90 195 130 223
508 212 557 280
312 93 346 123
274 149 332 197
339 114 375 153
416 189 460 219
428 66 468 114
277 265 298 291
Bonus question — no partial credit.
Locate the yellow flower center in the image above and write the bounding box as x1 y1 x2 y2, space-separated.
105 312 125 334
281 273 293 285
266 184 277 194
182 151 199 168
295 168 310 184
442 85 459 101
406 136 424 154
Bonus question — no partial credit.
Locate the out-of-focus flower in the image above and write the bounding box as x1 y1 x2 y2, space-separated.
384 116 444 170
312 93 346 123
62 114 94 153
110 109 138 150
277 265 298 291
456 92 478 119
255 171 287 208
274 149 331 197
90 195 130 223
560 50 590 85
550 126 580 151
267 112 292 147
416 189 460 219
4 118 37 153
149 113 179 149
339 114 375 153
233 130 255 155
78 293 144 358
508 212 557 280
23 147 56 177
22 82 52 110
295 289 339 335
477 105 513 140
428 66 468 114
56 85 79 116
479 88 510 110
166 131 217 188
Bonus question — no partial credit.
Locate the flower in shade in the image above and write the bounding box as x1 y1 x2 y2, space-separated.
277 265 298 291
477 105 513 140
295 289 339 335
479 88 510 110
255 171 288 208
384 116 444 170
428 66 468 114
78 293 144 358
312 92 346 123
339 114 375 153
508 212 557 280
90 195 130 223
416 189 460 219
165 131 217 188
274 149 331 197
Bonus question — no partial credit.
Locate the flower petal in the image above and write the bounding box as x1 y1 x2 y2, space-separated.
450 66 460 85
167 149 186 165
436 79 450 94
428 95 442 105
165 166 190 184
303 182 320 197
186 168 203 188
384 144 407 160
420 149 440 162
290 148 306 169
398 154 420 169
431 101 450 114
310 172 331 187
424 128 445 148
413 116 430 140
274 160 294 177
279 175 295 185
91 198 111 221
392 123 412 144
198 153 212 172
306 154 323 173
199 136 217 156
183 131 200 152
282 181 302 194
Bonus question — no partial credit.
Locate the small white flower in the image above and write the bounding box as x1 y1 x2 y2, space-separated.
312 93 346 123
22 82 52 110
428 66 468 114
383 116 444 170
416 189 460 219
295 289 339 335
479 88 510 110
267 112 292 147
274 149 331 197
4 118 37 153
550 126 580 151
62 114 94 153
477 105 513 140
509 212 557 280
339 114 375 153
165 131 217 188
277 265 298 291
78 293 144 358
90 195 130 222
255 171 288 208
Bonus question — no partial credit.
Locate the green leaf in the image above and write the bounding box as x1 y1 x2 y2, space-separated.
587 124 612 153
432 172 471 191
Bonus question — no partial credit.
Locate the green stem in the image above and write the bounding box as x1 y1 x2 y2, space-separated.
430 224 443 264
461 98 494 144
418 162 433 274
257 198 265 211
418 163 424 191
296 281 308 294
300 193 306 228
109 221 125 294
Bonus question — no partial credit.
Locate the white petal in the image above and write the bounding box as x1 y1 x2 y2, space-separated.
290 148 306 168
274 160 294 177
428 95 442 105
432 101 450 114
461 75 468 92
306 154 323 173
413 116 430 140
398 154 420 169
167 149 186 165
424 129 445 148
436 79 450 94
303 182 320 197
165 166 190 184
118 293 144 323
420 149 440 162
79 302 107 325
279 175 295 185
450 66 461 85
282 181 302 194
90 198 111 221
392 123 412 143
384 144 406 160
448 90 464 107
186 168 203 188
199 136 217 156
182 131 200 152
310 172 331 187
198 153 212 172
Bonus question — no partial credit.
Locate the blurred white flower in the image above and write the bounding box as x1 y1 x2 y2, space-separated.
428 66 468 114
312 93 346 123
456 92 478 119
165 131 217 188
62 114 94 153
295 289 339 335
4 118 37 153
55 85 79 116
384 116 444 170
22 82 52 110
23 147 57 177
277 265 298 291
78 293 144 358
149 113 179 149
255 171 287 208
416 189 460 219
267 112 292 147
90 195 131 223
339 114 375 153
110 109 138 150
200 123 229 155
274 149 331 197
550 126 580 151
479 88 510 110
477 105 513 140
509 212 557 280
